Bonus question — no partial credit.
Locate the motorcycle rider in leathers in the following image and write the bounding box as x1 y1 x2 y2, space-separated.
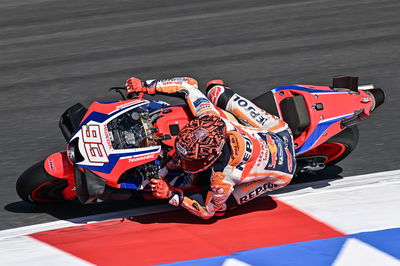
126 77 296 219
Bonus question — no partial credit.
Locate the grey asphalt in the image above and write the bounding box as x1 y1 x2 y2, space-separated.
1 0 399 230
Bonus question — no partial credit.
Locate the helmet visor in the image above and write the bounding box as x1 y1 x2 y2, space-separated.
179 156 215 173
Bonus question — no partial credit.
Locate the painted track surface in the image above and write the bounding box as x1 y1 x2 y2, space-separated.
1 170 399 265
1 0 400 232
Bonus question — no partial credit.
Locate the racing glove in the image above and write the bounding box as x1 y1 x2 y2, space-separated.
125 77 157 95
150 178 184 207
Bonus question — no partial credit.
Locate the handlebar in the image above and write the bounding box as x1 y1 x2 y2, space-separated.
109 87 144 100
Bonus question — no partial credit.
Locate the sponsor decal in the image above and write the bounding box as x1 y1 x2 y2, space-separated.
161 81 182 86
176 142 187 155
168 194 181 207
193 98 210 107
264 134 284 168
258 134 269 161
239 182 279 204
115 100 140 110
48 158 55 172
208 86 224 104
232 95 267 125
193 98 213 113
196 104 213 113
128 154 156 163
266 135 278 168
236 133 253 171
285 146 293 173
103 124 112 149
361 97 371 103
159 77 187 84
283 135 294 173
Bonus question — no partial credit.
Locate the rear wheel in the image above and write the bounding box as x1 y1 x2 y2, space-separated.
16 161 68 203
300 126 359 167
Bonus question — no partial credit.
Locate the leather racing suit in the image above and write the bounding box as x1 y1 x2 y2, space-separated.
141 77 296 219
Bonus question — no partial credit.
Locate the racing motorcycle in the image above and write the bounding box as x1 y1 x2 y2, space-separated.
16 76 385 204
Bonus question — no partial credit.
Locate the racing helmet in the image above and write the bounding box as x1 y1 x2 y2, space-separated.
175 115 227 173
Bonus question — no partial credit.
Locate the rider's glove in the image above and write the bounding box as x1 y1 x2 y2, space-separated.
150 178 184 207
125 77 157 95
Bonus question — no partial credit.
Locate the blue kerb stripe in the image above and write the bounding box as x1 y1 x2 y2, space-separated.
163 228 400 266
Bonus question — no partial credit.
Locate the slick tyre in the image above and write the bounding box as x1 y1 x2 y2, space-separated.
302 126 359 167
16 161 68 203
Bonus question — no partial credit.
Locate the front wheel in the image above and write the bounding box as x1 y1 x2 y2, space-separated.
300 126 359 167
16 161 68 203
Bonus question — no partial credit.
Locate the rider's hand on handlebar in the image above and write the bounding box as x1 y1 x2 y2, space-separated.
150 178 184 206
150 177 172 199
125 77 156 95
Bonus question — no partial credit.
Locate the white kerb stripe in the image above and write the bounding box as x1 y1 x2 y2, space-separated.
275 170 400 234
0 236 93 266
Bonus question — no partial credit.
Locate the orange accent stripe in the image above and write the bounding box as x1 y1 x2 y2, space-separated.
247 172 292 184
157 85 183 93
232 109 261 128
239 181 261 192
185 77 198 86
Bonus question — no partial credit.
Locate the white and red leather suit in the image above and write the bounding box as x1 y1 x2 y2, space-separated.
131 77 296 219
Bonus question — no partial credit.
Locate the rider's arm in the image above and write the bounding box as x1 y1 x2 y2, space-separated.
145 77 220 117
206 85 288 133
175 171 234 219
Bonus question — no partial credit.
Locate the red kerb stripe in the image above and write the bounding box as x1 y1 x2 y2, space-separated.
30 197 345 265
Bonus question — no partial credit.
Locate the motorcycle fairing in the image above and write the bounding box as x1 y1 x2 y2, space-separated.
270 85 374 154
69 98 165 187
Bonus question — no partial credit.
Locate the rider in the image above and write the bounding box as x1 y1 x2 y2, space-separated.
126 77 296 219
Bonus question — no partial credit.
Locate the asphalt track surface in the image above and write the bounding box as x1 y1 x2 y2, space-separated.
1 0 399 230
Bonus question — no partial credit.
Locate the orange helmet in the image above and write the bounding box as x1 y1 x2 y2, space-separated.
175 115 226 173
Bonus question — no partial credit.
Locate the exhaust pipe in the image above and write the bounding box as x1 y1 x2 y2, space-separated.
367 88 386 111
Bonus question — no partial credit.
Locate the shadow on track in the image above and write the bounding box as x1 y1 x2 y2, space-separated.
4 197 152 221
276 165 344 194
121 196 278 225
4 166 343 223
124 166 344 225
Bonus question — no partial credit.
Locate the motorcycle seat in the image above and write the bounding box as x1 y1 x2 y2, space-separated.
252 92 310 137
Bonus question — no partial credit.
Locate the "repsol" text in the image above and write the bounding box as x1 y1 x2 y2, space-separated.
236 132 253 171
239 182 279 204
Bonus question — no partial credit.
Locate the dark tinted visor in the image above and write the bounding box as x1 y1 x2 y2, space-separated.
179 156 213 173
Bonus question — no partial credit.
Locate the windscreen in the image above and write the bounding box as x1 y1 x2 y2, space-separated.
107 105 154 150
